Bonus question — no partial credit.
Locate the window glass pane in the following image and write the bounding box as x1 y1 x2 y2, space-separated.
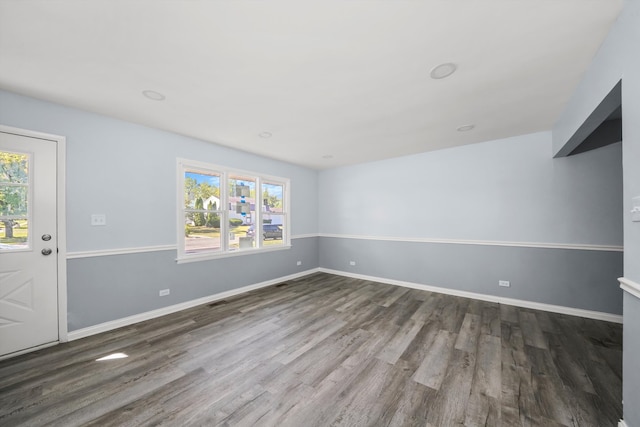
184 171 220 212
184 214 221 254
262 182 284 213
262 214 284 247
229 176 255 222
1 185 28 217
228 176 255 250
1 151 30 250
1 218 28 250
1 151 29 184
184 170 221 254
229 220 255 250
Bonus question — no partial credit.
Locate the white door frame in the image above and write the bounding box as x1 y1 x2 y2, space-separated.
0 124 67 349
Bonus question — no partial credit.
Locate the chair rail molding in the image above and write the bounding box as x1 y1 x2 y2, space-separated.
619 277 640 300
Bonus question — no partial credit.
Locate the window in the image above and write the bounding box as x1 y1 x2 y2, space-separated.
1 151 30 251
177 159 290 262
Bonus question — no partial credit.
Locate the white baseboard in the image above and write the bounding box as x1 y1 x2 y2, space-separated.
319 268 623 324
68 268 321 341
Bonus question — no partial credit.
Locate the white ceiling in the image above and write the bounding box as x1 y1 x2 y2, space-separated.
0 0 623 169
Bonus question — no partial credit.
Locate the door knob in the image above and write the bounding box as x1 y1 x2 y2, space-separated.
41 248 52 256
42 234 52 241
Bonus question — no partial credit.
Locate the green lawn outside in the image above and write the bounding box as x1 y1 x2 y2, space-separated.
187 224 251 238
0 221 28 244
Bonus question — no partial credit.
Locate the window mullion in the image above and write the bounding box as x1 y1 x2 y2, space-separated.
220 170 228 253
256 177 262 249
178 161 186 259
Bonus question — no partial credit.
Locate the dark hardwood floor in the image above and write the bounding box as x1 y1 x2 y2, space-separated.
0 273 622 426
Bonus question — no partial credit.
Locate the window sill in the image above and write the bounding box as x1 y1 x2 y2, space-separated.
176 244 291 264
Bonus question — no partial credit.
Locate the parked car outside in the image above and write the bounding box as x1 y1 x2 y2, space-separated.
246 224 283 240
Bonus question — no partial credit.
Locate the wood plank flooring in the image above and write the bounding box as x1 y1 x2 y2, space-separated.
0 273 622 426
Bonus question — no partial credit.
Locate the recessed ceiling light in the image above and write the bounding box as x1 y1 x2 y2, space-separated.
258 132 272 138
322 155 333 159
457 124 475 132
142 90 165 101
430 63 457 79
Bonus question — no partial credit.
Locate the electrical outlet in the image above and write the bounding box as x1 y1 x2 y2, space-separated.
297 261 302 266
350 261 356 266
159 289 170 297
91 214 106 226
498 280 510 288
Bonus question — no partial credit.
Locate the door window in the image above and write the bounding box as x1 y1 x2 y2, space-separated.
0 151 30 251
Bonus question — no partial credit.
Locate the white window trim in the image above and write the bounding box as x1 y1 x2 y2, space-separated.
176 158 291 263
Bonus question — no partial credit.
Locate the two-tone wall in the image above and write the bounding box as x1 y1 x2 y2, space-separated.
319 131 624 317
0 89 320 332
1 85 626 333
552 1 640 425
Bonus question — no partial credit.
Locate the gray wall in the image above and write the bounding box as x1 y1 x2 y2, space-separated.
67 237 318 329
0 90 320 331
319 131 623 314
552 1 640 424
320 238 622 314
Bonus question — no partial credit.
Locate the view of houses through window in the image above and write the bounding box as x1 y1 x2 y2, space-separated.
178 159 289 261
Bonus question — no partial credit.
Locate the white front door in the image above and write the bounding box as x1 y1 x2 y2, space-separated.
0 130 58 357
